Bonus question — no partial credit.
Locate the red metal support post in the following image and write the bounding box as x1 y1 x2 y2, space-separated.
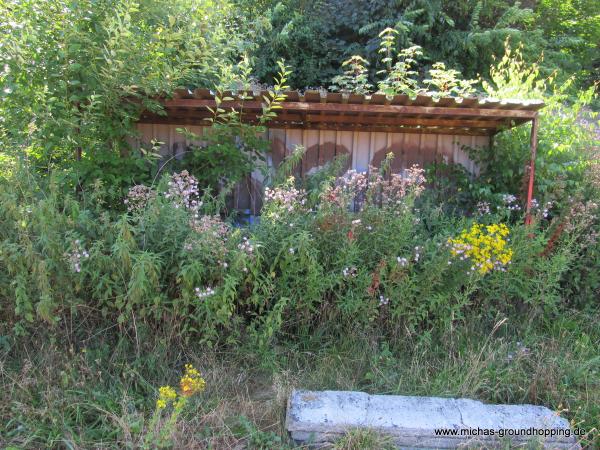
524 115 539 225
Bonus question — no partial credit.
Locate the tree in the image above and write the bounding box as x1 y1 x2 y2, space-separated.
0 0 246 195
240 0 597 92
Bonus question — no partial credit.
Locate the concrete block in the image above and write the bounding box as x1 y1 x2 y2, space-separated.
285 390 580 449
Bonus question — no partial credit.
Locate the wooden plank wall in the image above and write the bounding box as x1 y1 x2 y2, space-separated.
133 124 490 213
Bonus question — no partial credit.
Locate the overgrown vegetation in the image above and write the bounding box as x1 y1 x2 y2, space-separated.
242 0 599 94
0 1 599 448
0 0 250 202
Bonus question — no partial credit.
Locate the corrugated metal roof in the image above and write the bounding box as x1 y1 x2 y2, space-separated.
138 89 544 136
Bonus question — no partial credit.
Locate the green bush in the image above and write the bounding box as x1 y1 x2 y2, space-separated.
1 155 597 345
467 43 600 209
0 0 248 203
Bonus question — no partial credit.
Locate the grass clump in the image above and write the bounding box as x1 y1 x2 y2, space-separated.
332 428 395 450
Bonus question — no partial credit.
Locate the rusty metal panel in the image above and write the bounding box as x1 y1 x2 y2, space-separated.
285 129 303 178
420 134 438 168
135 123 491 174
169 126 186 160
233 175 252 211
137 123 153 148
369 131 389 169
387 133 405 173
453 135 472 171
437 135 455 165
185 125 205 148
285 129 303 155
134 122 492 213
153 124 172 158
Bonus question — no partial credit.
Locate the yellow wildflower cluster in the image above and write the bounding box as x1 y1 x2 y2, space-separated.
155 364 206 409
156 385 177 409
447 223 513 274
180 363 206 397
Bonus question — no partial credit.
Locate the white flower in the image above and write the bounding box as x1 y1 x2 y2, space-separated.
195 286 215 299
413 246 422 262
66 240 89 273
165 171 201 213
476 201 490 215
501 193 521 211
342 266 357 277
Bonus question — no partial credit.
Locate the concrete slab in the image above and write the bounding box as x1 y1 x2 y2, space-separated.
285 390 580 449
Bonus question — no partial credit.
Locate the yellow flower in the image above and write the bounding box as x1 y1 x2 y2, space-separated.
154 365 206 413
156 385 177 409
179 364 206 397
448 222 512 274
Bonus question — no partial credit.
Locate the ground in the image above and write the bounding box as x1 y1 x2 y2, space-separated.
1 310 598 448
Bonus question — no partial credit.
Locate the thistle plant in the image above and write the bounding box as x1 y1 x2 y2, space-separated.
65 240 90 273
321 164 425 212
375 165 426 208
186 215 230 255
263 177 307 220
165 170 202 214
476 201 491 216
499 193 522 213
189 215 229 238
321 169 368 210
195 286 216 299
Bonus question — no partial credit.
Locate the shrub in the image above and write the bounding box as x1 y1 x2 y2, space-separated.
472 41 599 209
1 155 596 345
0 0 251 205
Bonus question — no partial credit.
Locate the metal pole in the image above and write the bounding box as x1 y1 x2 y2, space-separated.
524 115 539 225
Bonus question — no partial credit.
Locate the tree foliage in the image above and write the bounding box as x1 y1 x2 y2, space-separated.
0 0 247 197
240 0 599 91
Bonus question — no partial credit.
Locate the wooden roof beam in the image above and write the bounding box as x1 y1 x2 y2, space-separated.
267 123 494 136
140 111 510 130
162 99 538 120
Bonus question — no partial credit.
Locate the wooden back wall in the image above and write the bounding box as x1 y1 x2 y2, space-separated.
134 123 490 213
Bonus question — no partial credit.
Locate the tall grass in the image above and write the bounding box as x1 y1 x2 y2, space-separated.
1 311 597 448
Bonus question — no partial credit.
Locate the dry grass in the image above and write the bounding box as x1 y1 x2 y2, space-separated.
1 310 598 449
